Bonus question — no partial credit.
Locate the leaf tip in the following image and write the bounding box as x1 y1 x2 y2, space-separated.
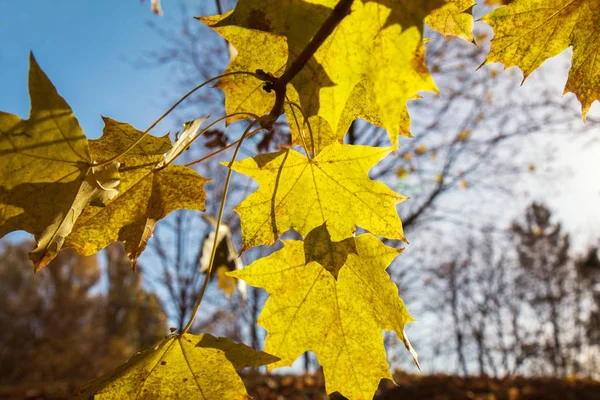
402 331 420 371
28 51 38 66
31 254 51 272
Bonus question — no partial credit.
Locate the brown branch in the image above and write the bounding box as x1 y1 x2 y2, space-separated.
259 0 354 128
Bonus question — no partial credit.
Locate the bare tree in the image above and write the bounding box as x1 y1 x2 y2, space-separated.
511 203 572 376
0 241 167 386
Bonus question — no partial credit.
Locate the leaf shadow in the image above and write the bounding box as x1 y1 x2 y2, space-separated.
215 0 335 119
0 174 86 239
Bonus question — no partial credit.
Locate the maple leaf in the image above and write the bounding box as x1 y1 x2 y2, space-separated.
426 0 476 41
199 0 442 151
229 233 417 400
0 53 120 270
76 333 279 399
195 10 288 136
228 142 406 250
482 0 600 119
63 118 209 266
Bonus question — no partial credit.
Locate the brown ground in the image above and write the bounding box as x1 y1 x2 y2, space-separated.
245 372 600 400
1 372 599 399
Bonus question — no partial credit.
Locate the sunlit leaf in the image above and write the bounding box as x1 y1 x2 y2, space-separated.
426 0 476 41
199 0 443 150
76 333 279 399
0 54 120 270
227 142 406 250
482 0 600 119
230 233 416 400
63 118 209 267
303 223 357 279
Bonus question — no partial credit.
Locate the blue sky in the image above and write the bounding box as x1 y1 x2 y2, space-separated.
0 0 221 138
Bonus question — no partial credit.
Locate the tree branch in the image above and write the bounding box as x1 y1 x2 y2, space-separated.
259 0 354 128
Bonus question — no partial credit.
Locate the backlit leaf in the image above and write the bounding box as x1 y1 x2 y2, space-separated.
426 0 476 41
228 142 406 250
0 54 120 270
230 234 416 400
482 0 600 119
199 0 442 150
303 223 357 279
63 118 209 267
76 333 279 399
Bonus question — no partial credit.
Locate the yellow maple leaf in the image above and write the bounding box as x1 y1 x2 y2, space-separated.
229 233 417 400
0 54 120 270
426 0 476 41
197 11 285 127
199 0 441 151
63 118 209 266
76 333 279 399
0 54 209 269
228 142 407 250
482 0 600 119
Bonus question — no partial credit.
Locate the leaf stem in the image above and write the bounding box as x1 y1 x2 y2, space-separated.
154 112 259 171
180 119 262 335
285 100 315 158
183 125 263 168
96 71 261 167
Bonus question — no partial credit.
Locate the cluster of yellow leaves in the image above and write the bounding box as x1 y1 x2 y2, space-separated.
192 1 589 398
199 0 486 151
4 0 599 398
0 54 208 269
0 55 280 399
221 121 418 398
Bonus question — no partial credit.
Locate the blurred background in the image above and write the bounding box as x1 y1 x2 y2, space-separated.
1 0 600 398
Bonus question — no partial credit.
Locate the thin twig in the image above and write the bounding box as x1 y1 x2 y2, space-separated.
180 119 261 335
260 0 354 128
96 71 260 167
